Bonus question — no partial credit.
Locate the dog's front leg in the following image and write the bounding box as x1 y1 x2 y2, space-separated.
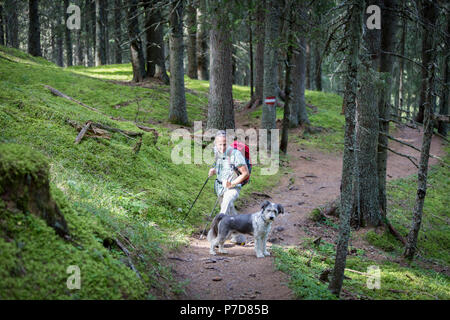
263 232 270 256
255 236 265 258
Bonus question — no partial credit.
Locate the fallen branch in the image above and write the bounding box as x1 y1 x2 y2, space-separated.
344 268 369 276
74 121 91 144
45 85 103 115
91 122 142 138
114 238 142 280
136 124 159 144
67 120 112 142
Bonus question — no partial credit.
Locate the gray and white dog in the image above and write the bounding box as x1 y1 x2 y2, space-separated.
207 200 284 258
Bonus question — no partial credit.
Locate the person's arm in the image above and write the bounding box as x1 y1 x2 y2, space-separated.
225 150 249 188
229 165 249 187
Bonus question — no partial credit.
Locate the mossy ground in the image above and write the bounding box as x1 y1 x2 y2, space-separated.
2 45 447 300
271 137 449 300
0 46 280 299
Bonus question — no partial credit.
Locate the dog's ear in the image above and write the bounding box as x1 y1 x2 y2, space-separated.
275 204 284 215
261 200 271 210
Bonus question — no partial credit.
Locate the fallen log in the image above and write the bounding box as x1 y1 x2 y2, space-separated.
45 85 103 115
91 122 142 138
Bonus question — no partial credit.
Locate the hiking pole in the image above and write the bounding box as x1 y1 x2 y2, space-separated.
183 175 210 221
199 195 221 240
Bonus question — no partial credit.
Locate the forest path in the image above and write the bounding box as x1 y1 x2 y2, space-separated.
169 117 446 300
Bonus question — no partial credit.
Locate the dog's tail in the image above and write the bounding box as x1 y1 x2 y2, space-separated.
207 213 226 242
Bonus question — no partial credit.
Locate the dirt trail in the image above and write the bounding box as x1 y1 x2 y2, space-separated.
169 121 447 300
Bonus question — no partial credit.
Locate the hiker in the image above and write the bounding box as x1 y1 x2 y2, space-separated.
208 130 249 244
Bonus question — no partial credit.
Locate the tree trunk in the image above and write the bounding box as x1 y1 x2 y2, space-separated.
351 0 382 228
144 1 169 84
395 0 406 118
127 0 146 82
254 0 265 105
196 0 209 80
168 0 188 125
186 1 198 79
404 0 438 261
437 15 449 137
206 2 234 130
55 2 64 67
76 28 83 66
248 0 254 98
95 0 106 66
28 0 42 57
114 0 122 64
377 0 398 218
64 0 73 66
328 0 362 297
313 41 322 91
415 0 435 123
305 42 311 90
5 0 19 49
84 0 93 66
102 0 109 64
261 0 281 148
0 5 5 46
280 9 294 154
291 36 309 127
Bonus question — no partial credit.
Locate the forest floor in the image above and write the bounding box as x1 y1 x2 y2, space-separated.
169 111 447 300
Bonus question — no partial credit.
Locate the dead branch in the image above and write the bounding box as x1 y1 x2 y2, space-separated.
45 85 103 115
380 143 419 168
136 124 159 144
344 268 369 276
379 132 443 162
74 121 92 144
91 122 142 138
114 238 142 280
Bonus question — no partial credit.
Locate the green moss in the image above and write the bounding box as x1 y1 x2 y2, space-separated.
0 45 283 298
309 208 325 222
365 230 396 252
274 239 450 300
0 143 49 186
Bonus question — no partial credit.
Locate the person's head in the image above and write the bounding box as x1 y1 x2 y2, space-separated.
214 130 227 154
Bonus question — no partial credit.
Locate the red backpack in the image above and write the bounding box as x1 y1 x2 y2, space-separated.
229 141 252 186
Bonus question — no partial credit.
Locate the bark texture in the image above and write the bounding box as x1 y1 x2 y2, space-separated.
206 2 234 130
328 0 362 297
261 0 281 146
404 0 438 260
168 0 188 125
127 0 146 83
28 0 42 57
196 0 209 80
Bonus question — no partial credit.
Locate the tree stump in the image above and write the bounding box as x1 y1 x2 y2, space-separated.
0 144 69 238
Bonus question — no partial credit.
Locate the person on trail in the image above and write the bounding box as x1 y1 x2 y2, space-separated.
208 130 249 245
